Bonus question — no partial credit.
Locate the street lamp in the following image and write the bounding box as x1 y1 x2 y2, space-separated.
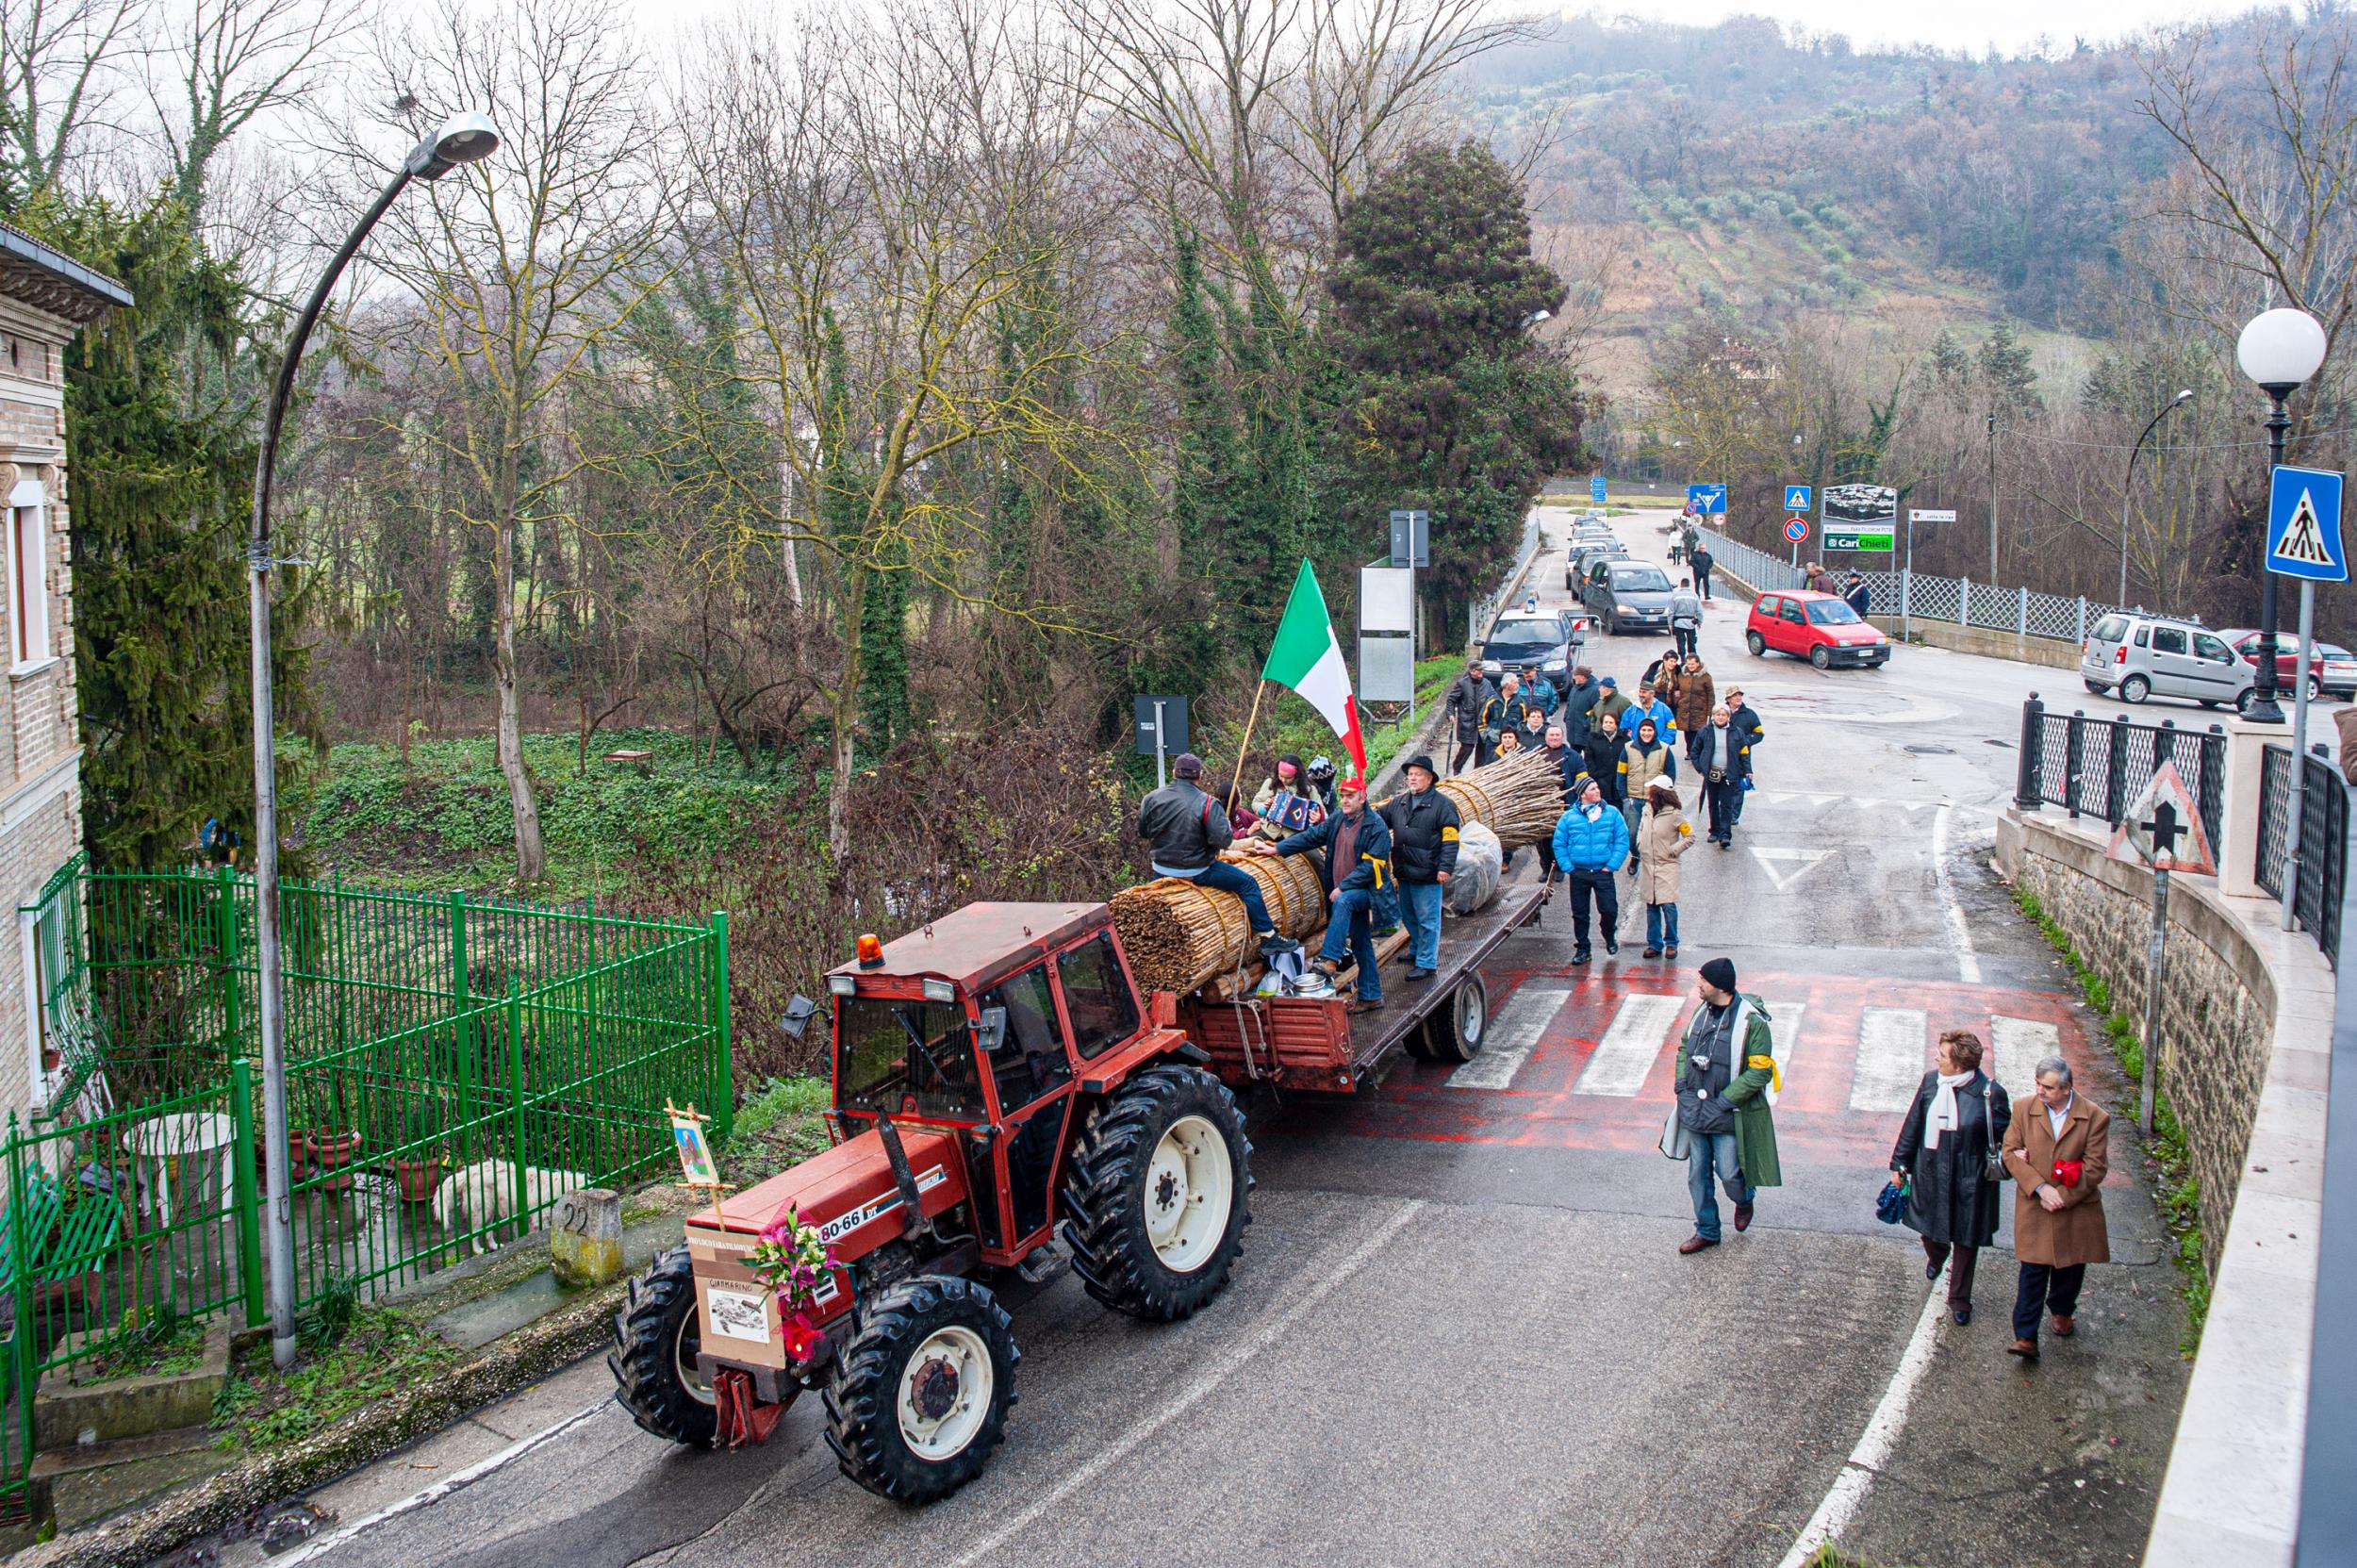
2118 388 2194 603
2234 306 2330 724
247 112 500 1371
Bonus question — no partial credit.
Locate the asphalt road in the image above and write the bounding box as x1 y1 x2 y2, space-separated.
239 505 2193 1568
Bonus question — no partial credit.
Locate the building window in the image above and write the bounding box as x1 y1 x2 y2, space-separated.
8 500 46 668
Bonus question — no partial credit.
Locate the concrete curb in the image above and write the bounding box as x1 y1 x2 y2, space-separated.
25 1279 630 1568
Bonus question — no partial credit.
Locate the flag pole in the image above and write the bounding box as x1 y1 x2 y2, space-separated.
1228 679 1269 813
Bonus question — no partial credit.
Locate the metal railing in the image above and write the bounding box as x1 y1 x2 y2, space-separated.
1695 525 2156 645
2259 742 2348 966
3 863 732 1513
2012 694 2228 849
1468 513 1546 648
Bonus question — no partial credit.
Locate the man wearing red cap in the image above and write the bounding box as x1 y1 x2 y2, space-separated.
1249 776 1393 1014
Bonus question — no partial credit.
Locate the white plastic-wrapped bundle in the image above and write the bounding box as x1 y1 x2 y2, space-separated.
1444 821 1505 916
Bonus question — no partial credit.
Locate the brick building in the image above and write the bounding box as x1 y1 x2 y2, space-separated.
0 223 133 1130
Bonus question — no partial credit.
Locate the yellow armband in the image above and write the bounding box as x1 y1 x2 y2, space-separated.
1745 1053 1782 1092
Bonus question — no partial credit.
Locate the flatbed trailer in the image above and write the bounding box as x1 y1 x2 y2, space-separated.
1172 882 1547 1092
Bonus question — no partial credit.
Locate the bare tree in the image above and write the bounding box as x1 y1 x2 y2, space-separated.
358 0 669 886
0 0 149 191
150 0 367 221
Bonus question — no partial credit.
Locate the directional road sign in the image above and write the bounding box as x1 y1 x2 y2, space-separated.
1388 508 1431 567
1687 484 1726 515
1909 508 1957 523
2105 762 2216 876
2266 464 2347 583
1590 475 1607 504
1785 485 1813 514
1784 517 1809 544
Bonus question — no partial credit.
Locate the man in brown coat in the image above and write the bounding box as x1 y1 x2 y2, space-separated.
1675 656 1717 765
2001 1055 2110 1360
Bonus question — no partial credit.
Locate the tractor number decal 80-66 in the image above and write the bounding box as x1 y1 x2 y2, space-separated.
816 1164 949 1246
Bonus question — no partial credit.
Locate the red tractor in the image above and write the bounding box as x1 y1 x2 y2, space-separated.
609 901 1251 1502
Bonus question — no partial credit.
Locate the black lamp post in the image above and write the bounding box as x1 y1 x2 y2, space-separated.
2234 307 2329 726
247 111 499 1371
2118 389 2193 605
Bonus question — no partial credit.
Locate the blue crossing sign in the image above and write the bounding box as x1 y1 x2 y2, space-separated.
2267 465 2347 583
1590 475 1607 504
1785 485 1813 514
1686 484 1726 515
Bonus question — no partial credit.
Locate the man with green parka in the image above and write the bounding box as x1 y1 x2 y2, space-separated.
1670 955 1782 1253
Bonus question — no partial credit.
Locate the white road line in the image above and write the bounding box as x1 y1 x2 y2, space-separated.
1764 1000 1805 1087
1569 992 1684 1097
945 1200 1427 1568
1446 985 1573 1091
1988 1015 2059 1083
1850 1008 1929 1112
1932 802 1984 983
1776 1287 1948 1568
273 1398 611 1566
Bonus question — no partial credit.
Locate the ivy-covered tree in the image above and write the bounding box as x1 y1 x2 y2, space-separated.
1323 140 1586 631
25 194 312 867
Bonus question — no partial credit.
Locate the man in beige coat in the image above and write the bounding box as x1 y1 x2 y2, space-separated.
2000 1055 2110 1360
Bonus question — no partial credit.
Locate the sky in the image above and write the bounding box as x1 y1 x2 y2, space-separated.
1567 0 2248 55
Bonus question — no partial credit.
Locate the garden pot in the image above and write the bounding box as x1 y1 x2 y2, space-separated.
40 1048 61 1073
395 1157 448 1203
309 1131 362 1195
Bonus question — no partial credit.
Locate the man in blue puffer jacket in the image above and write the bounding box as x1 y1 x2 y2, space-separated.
1552 776 1632 964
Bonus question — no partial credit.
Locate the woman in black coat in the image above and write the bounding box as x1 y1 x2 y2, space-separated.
1889 1029 2011 1326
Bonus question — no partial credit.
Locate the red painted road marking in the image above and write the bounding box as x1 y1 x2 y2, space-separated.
1280 967 2097 1166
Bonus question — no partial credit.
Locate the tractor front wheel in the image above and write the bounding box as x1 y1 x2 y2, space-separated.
608 1245 717 1447
1062 1065 1252 1321
823 1275 1017 1504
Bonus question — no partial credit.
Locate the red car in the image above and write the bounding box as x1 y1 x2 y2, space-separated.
2221 628 2357 701
1746 589 1891 668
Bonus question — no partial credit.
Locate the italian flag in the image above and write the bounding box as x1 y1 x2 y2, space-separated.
1261 560 1367 779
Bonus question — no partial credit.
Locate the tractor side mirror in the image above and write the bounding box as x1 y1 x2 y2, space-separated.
974 1006 1008 1057
780 994 818 1038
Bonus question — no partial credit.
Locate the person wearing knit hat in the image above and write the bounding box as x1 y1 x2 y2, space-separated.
1137 755 1299 960
1669 956 1783 1254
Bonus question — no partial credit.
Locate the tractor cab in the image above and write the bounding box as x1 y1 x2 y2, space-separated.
824 901 1147 1264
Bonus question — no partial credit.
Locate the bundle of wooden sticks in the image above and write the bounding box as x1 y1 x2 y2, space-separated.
1110 750 1569 997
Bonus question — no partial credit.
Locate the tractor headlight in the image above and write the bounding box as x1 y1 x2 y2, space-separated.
922 978 956 1003
827 974 857 997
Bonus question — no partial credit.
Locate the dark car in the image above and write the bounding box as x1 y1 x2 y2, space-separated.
2221 628 2357 701
1582 559 1677 635
1481 609 1588 693
1566 539 1629 587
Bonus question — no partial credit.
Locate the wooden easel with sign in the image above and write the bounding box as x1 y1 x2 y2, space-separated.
666 1100 733 1220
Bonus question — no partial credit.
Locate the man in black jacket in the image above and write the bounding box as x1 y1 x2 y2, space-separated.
1250 778 1393 1014
1381 756 1459 982
1558 666 1601 748
1444 659 1497 773
1724 687 1764 824
1137 753 1299 956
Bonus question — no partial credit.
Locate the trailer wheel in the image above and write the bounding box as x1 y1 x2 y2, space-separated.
608 1245 718 1447
1422 975 1488 1064
1061 1065 1252 1322
824 1275 1016 1504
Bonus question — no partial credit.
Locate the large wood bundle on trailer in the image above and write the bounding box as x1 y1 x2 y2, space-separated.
1108 850 1327 997
1431 749 1568 852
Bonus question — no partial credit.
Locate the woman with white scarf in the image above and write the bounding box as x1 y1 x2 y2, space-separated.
1889 1030 2012 1326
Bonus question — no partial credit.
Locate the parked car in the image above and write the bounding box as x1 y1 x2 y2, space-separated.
1583 558 1678 635
1481 608 1589 693
2081 611 2258 712
1566 539 1629 587
1745 590 1892 669
2219 628 2357 701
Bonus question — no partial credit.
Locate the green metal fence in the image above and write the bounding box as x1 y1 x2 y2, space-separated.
3 860 730 1517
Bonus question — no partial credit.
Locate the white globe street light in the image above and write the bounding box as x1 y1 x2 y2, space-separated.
2234 305 2328 724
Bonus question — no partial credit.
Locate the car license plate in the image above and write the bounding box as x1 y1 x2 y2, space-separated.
704 1284 774 1345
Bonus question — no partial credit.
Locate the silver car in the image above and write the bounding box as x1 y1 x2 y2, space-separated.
2081 612 2259 713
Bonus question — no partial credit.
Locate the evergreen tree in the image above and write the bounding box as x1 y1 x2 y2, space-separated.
1324 140 1586 629
26 194 311 867
1976 320 2043 415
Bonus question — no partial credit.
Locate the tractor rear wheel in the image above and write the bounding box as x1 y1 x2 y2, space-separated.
823 1275 1016 1504
1061 1065 1252 1321
608 1245 717 1447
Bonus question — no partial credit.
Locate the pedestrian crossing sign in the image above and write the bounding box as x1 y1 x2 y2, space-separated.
2266 464 2347 583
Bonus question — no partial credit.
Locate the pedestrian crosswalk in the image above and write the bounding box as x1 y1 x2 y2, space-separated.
1438 984 2063 1111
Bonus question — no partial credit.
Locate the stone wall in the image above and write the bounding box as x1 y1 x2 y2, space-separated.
1994 810 2275 1277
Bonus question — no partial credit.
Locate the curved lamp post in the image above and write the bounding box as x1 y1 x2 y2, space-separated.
2233 306 2329 725
2118 388 2193 604
248 112 499 1370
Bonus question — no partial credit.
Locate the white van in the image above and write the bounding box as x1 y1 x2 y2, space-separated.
2081 612 2259 713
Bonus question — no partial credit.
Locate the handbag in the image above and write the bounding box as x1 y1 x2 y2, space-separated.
1980 1074 2005 1183
1875 1179 1907 1225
